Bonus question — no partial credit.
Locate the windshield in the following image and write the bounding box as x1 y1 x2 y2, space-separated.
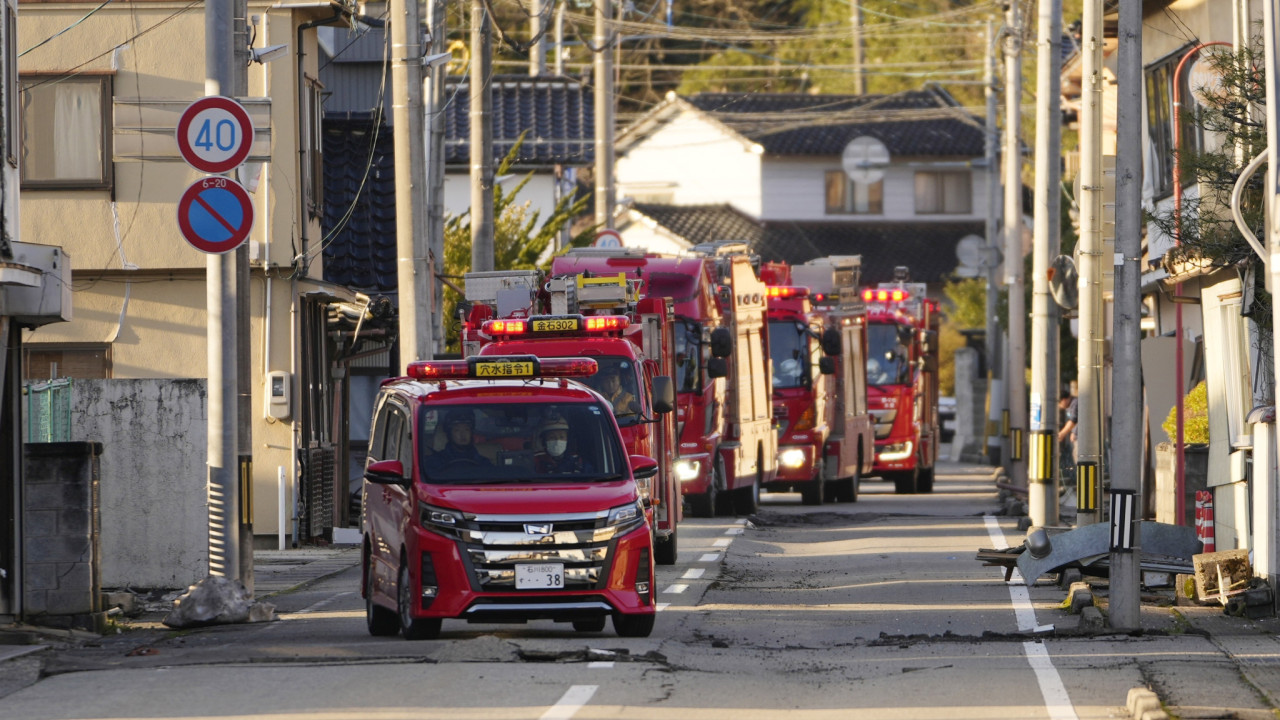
769 320 810 389
674 320 701 393
867 323 911 386
418 401 626 484
578 356 643 426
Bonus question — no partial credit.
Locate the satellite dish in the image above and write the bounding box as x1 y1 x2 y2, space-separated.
842 136 890 184
1049 254 1079 310
956 234 985 267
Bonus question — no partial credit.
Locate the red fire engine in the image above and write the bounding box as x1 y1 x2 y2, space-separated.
760 256 876 504
862 267 941 494
461 271 681 564
553 245 777 517
361 355 657 639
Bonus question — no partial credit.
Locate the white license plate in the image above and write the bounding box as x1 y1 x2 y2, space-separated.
515 563 564 589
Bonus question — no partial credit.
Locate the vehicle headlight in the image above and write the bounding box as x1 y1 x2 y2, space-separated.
878 441 914 461
607 500 646 532
674 459 701 482
420 503 465 536
779 448 807 469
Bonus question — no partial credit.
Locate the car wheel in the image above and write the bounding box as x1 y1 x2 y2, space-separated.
917 464 935 493
732 460 760 515
891 468 919 495
573 617 607 633
398 559 441 640
687 462 717 518
365 559 398 637
800 472 825 506
613 612 655 638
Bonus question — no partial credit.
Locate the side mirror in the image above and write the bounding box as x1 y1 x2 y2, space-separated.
920 329 938 354
821 328 842 356
630 454 659 480
709 327 733 358
706 356 728 379
818 356 836 375
365 459 407 485
651 375 675 414
922 355 939 374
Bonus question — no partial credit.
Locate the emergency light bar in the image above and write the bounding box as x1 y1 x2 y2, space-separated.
766 286 809 299
481 314 629 336
407 355 598 380
862 288 910 303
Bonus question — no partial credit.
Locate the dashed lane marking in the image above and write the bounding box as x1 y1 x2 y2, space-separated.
724 527 745 535
588 661 615 669
540 685 598 720
656 602 670 611
662 583 689 594
699 553 721 563
713 539 731 547
681 568 706 579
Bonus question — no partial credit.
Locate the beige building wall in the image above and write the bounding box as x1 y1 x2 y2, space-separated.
18 2 342 539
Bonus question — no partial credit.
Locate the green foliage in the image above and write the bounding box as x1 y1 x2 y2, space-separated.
942 276 986 329
441 133 593 352
1163 380 1209 445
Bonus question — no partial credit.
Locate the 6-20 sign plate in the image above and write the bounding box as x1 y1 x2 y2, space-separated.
176 96 255 174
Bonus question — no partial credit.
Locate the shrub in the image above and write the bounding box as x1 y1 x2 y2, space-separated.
1162 380 1209 445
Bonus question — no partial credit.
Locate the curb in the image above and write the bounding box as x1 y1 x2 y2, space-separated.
1126 687 1168 720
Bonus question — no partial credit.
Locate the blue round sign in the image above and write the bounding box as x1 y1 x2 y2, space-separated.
177 177 254 254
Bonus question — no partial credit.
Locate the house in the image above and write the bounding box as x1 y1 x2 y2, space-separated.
15 1 380 589
613 87 990 286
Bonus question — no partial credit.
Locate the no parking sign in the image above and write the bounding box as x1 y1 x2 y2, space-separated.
177 177 254 254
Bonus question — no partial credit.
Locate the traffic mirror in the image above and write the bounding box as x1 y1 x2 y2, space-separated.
706 356 728 379
709 327 733 358
821 328 842 356
818 356 836 375
651 376 675 414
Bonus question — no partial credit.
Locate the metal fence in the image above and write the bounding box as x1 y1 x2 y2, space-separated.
25 378 74 443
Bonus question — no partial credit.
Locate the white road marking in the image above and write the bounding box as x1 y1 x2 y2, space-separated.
725 527 745 535
662 583 689 594
699 553 721 563
984 515 1079 720
682 568 706 579
713 539 731 547
588 661 615 669
540 685 598 720
656 602 670 611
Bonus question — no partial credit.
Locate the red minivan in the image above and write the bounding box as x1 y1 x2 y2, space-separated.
361 355 658 639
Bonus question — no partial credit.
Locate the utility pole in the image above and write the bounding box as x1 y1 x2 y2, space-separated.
851 0 866 95
427 0 448 355
1262 0 1280 603
1075 0 1105 526
1003 0 1027 491
206 0 240 583
232 0 254 592
392 0 430 363
1110 0 1144 630
531 0 547 76
984 20 1002 466
1028 0 1061 528
471 0 495 271
594 0 616 228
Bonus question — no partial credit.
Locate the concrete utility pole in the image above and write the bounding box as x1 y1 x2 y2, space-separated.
531 0 548 76
1075 0 1105 527
985 20 1003 466
851 0 866 95
427 0 448 355
391 0 431 363
471 0 495 271
206 0 240 583
1028 0 1062 528
1110 0 1144 630
232 0 254 592
1263 0 1280 598
594 0 616 228
1003 0 1027 490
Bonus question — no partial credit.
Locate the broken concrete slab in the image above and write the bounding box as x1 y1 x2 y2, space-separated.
1193 549 1251 603
162 576 277 628
1014 522 1201 586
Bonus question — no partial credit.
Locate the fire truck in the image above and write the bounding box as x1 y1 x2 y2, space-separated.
761 256 876 504
552 246 776 518
361 355 657 639
461 271 682 564
862 267 941 494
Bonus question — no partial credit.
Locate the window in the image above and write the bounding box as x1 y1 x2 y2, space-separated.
914 171 971 214
5 7 17 168
824 171 882 214
1145 46 1203 199
302 76 324 218
19 74 112 188
23 344 111 379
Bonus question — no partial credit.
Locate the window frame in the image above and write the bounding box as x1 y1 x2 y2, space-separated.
302 75 325 219
22 343 112 380
1145 44 1204 200
913 170 972 215
5 6 17 168
824 170 884 215
19 72 113 190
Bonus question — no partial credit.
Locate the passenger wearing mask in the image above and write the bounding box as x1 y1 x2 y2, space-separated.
534 418 593 474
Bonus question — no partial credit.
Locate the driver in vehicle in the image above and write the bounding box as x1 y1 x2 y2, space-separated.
435 408 493 467
596 366 640 417
533 418 593 474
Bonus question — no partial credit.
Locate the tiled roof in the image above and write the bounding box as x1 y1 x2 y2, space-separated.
322 118 398 293
627 203 983 285
629 88 985 158
442 75 594 167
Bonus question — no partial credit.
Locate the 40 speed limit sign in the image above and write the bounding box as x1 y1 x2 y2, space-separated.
176 96 254 174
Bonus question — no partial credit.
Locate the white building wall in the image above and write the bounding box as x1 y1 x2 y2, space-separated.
617 114 762 216
442 172 562 224
760 157 988 222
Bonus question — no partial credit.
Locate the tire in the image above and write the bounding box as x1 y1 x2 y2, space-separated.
687 459 718 518
732 462 760 515
891 468 918 495
917 464 935 494
713 455 735 516
365 558 398 637
800 471 825 506
573 617 607 633
655 525 678 566
398 559 442 640
613 612 656 638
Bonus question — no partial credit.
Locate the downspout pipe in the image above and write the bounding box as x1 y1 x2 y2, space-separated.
1172 41 1231 526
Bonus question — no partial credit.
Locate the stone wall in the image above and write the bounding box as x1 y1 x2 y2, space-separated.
23 442 102 629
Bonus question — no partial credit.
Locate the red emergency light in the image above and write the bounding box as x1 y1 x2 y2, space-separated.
485 319 528 334
862 288 911 303
585 315 629 332
766 286 808 299
406 355 598 380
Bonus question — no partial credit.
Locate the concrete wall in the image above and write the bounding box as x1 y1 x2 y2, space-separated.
23 442 102 629
953 347 988 463
72 379 207 589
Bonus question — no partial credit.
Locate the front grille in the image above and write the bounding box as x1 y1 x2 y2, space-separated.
455 511 617 592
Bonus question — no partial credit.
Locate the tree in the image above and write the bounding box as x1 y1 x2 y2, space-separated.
440 134 594 353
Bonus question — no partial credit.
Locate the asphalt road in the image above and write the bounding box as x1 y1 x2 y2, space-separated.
3 460 1276 719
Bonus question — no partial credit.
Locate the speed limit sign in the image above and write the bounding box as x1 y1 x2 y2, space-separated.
176 96 254 174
